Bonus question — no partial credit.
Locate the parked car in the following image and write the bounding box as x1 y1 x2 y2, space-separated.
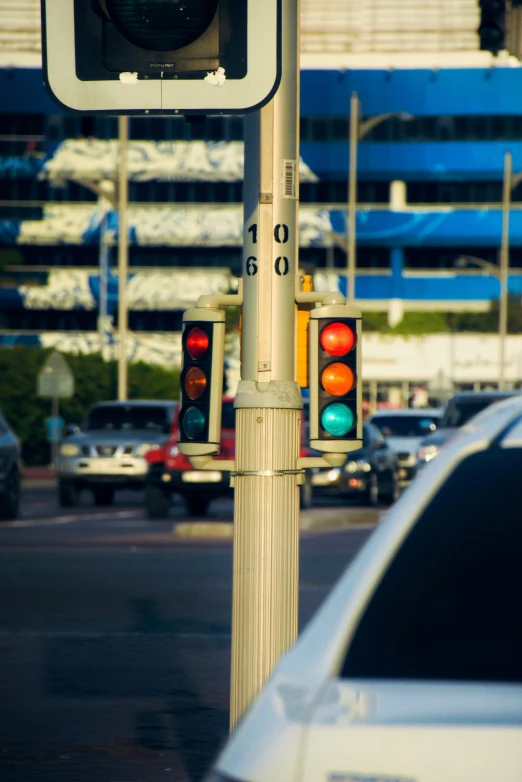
311 421 399 506
417 390 521 469
57 400 176 507
0 411 21 520
369 407 442 487
145 397 314 518
205 395 522 782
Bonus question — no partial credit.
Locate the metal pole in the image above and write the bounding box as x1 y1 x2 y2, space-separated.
347 92 359 302
117 116 129 401
99 212 109 356
499 150 512 391
230 0 301 729
51 395 59 469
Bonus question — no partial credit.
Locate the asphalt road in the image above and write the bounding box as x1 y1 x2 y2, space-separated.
0 485 376 782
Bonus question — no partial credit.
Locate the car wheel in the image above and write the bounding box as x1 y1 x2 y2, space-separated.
299 473 313 510
380 472 400 506
361 473 379 507
58 479 79 508
185 495 210 517
145 484 171 519
92 486 115 507
0 469 20 520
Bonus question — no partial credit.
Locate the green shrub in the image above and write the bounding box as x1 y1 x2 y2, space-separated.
363 297 522 335
0 347 179 466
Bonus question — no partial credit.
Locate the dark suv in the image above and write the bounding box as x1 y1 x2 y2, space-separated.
0 411 21 520
417 390 521 469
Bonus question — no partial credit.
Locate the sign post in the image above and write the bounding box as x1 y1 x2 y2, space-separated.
229 0 301 729
37 351 75 468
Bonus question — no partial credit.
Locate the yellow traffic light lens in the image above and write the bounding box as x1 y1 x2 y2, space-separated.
184 367 207 400
320 322 356 356
321 363 355 396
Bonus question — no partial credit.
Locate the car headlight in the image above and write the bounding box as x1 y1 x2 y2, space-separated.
345 459 371 473
135 443 159 457
60 443 79 457
418 444 439 463
168 445 179 458
327 468 341 482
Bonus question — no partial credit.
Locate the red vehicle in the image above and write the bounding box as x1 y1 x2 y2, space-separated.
145 398 236 518
145 397 313 518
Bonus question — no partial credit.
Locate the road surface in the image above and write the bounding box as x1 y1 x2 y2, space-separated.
0 485 376 782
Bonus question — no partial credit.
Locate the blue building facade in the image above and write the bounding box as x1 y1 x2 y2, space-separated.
2 64 522 340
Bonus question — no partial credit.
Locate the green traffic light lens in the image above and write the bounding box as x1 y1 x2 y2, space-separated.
321 403 355 437
182 406 206 439
106 0 218 52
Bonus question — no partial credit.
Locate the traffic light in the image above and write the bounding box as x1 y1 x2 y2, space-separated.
41 0 281 114
178 308 225 456
479 0 507 54
297 274 314 388
308 303 362 454
508 1 522 59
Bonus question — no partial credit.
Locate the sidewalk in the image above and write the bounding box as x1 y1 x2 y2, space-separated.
173 506 380 540
22 467 57 488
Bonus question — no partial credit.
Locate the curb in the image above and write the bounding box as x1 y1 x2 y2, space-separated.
22 468 57 490
172 507 380 539
174 522 234 539
22 479 57 490
300 507 380 533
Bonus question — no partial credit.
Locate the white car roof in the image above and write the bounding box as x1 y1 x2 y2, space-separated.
289 395 522 680
370 408 442 418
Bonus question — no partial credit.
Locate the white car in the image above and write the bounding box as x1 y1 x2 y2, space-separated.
368 408 442 487
206 396 522 782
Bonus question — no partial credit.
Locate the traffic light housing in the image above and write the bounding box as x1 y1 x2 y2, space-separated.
178 308 225 456
309 303 362 454
41 0 281 114
479 0 507 54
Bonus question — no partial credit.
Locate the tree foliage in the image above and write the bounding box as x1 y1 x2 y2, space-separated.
0 347 179 466
363 297 522 335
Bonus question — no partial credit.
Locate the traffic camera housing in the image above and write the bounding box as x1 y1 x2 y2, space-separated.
178 308 226 457
308 303 363 454
41 0 282 114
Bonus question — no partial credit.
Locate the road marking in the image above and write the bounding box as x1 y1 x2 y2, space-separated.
1 509 141 529
0 630 232 639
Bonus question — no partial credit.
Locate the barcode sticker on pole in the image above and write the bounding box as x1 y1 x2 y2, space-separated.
281 159 297 199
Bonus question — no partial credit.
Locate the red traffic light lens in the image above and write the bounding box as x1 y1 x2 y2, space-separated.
321 363 355 396
184 367 207 400
320 322 355 356
186 327 209 360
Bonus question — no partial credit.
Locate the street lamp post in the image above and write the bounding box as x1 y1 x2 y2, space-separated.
457 150 522 391
346 92 412 302
500 151 513 392
347 92 359 303
117 116 129 401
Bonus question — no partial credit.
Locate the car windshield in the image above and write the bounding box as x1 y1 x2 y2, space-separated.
341 446 522 683
372 414 439 438
440 397 503 428
222 402 236 429
86 404 170 432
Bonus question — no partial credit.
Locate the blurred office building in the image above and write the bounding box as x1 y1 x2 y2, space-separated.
1 1 522 403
